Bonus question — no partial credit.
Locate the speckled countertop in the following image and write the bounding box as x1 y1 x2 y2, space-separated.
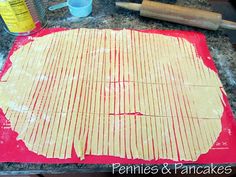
0 0 236 175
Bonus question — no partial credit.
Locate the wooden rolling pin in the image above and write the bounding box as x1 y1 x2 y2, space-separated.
116 1 236 30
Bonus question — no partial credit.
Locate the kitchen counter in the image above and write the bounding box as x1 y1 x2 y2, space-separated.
0 0 236 175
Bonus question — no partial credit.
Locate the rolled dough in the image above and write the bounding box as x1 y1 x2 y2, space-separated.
0 29 224 161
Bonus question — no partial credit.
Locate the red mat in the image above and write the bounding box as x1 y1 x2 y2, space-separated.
0 28 236 164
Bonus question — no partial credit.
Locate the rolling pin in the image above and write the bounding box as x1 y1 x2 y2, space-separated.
116 1 236 30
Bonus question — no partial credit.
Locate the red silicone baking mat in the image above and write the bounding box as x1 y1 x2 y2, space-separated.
0 28 236 164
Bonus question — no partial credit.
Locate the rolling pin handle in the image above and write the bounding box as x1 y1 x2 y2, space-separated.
220 20 236 30
115 2 141 12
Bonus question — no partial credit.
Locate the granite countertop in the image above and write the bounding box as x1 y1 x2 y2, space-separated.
0 0 236 175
